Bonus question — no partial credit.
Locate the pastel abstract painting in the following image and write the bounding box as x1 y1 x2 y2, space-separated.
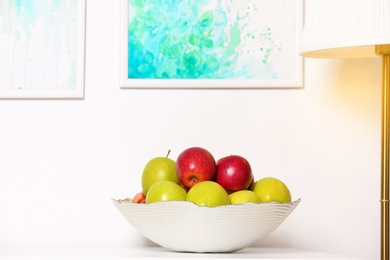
0 0 85 98
121 0 303 88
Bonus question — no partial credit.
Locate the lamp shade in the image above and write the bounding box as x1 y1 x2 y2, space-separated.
300 0 390 58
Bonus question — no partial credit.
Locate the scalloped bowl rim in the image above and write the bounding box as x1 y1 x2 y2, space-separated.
112 198 300 253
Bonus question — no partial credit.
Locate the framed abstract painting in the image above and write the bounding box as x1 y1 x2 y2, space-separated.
0 0 86 98
120 0 303 89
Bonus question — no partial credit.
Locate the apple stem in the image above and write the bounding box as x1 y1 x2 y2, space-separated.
166 149 171 158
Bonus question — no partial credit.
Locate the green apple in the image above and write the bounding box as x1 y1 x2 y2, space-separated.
229 190 261 204
141 155 179 195
186 181 230 207
145 180 187 204
250 177 292 203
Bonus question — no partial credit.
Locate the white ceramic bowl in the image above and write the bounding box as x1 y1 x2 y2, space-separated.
112 199 300 253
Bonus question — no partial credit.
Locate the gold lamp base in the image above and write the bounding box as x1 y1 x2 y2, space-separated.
376 44 390 260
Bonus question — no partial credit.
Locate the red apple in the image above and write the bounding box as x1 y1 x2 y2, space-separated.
132 191 146 203
176 147 216 188
214 155 253 193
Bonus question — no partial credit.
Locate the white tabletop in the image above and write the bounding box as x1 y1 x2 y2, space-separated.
0 247 364 260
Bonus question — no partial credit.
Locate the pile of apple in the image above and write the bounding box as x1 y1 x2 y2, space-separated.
132 147 292 207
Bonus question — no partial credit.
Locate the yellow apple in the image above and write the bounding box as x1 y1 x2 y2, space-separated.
186 181 230 207
229 190 261 204
141 156 179 195
145 180 187 204
251 177 292 203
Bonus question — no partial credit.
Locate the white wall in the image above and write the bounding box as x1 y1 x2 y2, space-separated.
0 1 382 259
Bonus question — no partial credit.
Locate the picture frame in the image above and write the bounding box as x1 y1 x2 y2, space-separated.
0 0 86 99
120 0 303 89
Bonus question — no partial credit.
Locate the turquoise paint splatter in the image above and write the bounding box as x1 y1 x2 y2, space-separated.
127 0 282 79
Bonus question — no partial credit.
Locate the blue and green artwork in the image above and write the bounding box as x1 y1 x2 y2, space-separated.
127 0 298 80
0 0 84 97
